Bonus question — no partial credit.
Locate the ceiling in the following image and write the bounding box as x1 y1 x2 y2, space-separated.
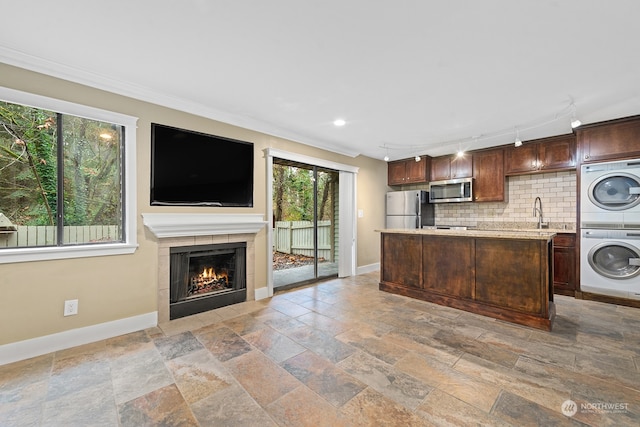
1 1 639 161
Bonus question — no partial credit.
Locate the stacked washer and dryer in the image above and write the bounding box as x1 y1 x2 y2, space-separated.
580 158 640 300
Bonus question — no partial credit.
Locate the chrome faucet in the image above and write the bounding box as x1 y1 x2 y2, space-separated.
533 197 544 229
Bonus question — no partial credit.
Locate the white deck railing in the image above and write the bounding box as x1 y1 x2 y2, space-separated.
273 220 333 260
0 225 120 247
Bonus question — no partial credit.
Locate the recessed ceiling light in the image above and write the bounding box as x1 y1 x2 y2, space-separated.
333 119 346 127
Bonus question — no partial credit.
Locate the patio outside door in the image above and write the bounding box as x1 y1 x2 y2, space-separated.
272 159 339 289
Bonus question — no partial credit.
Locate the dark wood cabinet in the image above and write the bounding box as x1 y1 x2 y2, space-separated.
577 115 640 163
505 144 538 175
430 154 472 181
379 231 555 330
452 155 474 179
553 233 576 296
406 156 429 183
430 156 450 181
381 233 422 288
388 156 430 185
422 236 474 299
539 136 577 171
388 161 408 185
473 148 506 202
505 134 576 175
475 239 544 314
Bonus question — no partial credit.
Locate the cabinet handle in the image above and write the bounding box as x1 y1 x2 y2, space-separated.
584 154 590 160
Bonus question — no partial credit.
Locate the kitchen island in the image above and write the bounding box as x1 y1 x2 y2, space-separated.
378 228 556 330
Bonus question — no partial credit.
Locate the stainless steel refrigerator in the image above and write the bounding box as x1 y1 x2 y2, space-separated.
386 190 435 229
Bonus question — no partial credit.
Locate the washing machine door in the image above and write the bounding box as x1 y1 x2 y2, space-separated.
588 172 640 211
588 242 640 279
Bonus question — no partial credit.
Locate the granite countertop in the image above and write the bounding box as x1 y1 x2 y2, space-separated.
377 228 557 240
478 227 573 234
475 221 576 234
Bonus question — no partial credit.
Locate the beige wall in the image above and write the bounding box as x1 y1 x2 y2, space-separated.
0 63 387 346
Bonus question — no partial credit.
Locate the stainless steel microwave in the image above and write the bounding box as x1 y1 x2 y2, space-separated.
428 177 473 203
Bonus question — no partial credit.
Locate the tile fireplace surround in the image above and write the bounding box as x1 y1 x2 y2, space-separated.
142 213 268 324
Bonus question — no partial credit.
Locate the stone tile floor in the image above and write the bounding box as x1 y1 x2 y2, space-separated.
1 271 640 426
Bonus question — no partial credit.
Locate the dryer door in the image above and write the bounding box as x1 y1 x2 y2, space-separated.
587 242 640 279
588 172 640 211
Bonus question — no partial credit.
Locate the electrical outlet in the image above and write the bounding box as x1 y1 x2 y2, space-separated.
64 299 78 316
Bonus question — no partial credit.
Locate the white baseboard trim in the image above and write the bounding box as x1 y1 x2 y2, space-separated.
357 263 380 275
255 286 270 301
0 312 158 366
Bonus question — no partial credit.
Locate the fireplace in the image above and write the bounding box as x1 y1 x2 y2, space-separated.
170 242 246 320
142 213 267 324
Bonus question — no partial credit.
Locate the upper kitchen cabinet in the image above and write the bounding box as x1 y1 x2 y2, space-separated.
577 115 640 163
430 154 473 181
505 134 576 175
388 156 430 185
473 148 506 202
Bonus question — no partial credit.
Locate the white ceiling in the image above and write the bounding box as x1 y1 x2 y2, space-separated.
1 0 639 161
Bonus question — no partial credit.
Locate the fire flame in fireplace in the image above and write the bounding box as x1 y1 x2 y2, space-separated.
200 267 228 282
188 266 230 296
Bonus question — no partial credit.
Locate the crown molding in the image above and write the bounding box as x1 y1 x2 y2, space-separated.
0 46 361 158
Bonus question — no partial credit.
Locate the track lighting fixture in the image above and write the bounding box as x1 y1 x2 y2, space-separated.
380 103 582 158
570 104 581 128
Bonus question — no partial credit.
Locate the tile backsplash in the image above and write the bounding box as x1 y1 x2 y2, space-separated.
402 171 577 229
438 171 576 228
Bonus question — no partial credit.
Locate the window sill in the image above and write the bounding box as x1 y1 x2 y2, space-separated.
0 243 138 264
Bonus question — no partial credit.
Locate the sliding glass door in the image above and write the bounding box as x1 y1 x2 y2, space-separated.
272 159 339 289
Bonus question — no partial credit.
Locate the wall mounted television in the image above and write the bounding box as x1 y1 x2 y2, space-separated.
151 123 254 207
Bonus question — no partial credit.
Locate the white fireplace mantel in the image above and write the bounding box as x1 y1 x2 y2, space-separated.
142 213 267 238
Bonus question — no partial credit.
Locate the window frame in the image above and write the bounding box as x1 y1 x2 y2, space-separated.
0 86 138 263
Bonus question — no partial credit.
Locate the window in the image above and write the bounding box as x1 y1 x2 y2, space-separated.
0 87 137 263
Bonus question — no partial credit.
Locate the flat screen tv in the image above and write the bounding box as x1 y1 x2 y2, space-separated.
151 123 254 207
